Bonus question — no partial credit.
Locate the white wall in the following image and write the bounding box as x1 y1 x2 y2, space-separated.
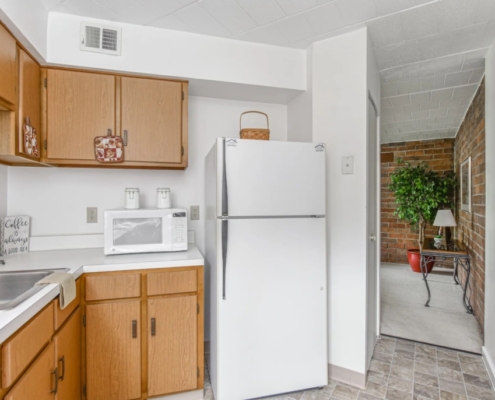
0 164 7 218
7 96 287 254
312 28 370 376
288 47 313 143
0 0 48 60
483 41 495 383
47 13 305 96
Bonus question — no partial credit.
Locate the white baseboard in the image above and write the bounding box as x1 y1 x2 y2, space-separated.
482 346 495 388
328 364 366 389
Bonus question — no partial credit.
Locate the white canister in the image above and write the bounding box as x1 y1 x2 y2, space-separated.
125 188 140 209
157 188 171 209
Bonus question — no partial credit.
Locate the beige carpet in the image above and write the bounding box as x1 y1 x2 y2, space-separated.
380 263 483 354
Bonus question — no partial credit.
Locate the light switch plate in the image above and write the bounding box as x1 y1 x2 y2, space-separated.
87 207 98 223
190 205 200 220
342 156 354 174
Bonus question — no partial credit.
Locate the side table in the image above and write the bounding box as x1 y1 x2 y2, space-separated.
420 238 473 314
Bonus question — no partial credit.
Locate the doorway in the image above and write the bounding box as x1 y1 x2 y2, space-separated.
366 96 379 367
378 138 484 354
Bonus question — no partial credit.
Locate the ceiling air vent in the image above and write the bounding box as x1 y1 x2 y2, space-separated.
80 22 121 56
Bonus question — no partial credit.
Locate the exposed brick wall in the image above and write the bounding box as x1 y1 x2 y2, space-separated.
381 139 455 264
454 79 485 332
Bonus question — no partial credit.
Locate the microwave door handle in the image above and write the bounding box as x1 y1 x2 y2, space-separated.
222 219 228 300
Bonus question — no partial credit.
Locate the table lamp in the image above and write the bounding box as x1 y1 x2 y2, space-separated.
433 209 457 244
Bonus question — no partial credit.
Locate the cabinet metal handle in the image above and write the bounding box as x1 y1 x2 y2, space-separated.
151 318 156 337
132 320 137 338
58 356 65 381
50 367 59 394
123 130 128 146
107 128 112 136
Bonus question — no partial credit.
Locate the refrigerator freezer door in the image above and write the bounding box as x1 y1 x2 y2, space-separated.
220 139 326 217
216 217 327 400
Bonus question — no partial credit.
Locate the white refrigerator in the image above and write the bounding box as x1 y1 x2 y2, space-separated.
205 138 327 400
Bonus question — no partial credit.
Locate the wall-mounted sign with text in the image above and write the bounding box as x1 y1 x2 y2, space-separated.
0 216 30 257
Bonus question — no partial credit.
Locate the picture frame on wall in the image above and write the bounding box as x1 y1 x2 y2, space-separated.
461 157 471 212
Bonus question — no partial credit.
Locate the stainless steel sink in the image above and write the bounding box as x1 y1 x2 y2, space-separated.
0 269 68 311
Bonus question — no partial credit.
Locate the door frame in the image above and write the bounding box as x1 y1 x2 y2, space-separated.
365 92 381 368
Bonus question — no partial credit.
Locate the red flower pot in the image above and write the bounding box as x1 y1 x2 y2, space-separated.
407 249 435 273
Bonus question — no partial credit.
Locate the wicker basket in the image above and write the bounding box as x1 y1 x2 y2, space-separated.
239 111 270 140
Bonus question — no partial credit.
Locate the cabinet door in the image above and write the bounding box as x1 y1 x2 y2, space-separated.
4 342 55 400
121 77 182 164
148 295 197 396
86 301 141 400
46 69 115 161
0 24 16 105
18 49 40 159
54 308 81 400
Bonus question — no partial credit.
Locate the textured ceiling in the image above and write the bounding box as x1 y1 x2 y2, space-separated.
41 0 495 143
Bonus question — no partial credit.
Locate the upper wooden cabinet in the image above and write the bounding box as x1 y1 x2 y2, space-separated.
0 24 17 107
121 77 183 164
46 69 116 162
0 45 44 166
43 69 188 169
17 49 41 161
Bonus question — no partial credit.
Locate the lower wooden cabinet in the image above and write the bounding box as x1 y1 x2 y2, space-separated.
86 301 141 400
0 281 82 400
53 308 82 400
4 342 55 400
82 266 204 400
148 295 198 396
3 308 82 400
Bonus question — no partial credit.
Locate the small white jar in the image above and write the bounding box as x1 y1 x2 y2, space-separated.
124 188 140 209
157 188 171 209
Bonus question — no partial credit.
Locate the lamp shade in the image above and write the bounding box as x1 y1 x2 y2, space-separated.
433 209 457 227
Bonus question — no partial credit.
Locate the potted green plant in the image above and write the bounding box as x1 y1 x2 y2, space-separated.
389 160 456 273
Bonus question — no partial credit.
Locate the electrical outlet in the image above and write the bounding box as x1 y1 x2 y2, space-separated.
87 207 98 223
190 205 200 221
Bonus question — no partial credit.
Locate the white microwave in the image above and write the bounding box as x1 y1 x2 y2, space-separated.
104 208 188 255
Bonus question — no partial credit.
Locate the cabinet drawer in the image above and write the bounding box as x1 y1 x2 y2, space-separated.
147 270 197 296
2 303 54 388
54 278 81 330
4 342 55 400
85 273 141 301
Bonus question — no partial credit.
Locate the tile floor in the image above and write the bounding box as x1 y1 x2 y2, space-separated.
204 336 495 400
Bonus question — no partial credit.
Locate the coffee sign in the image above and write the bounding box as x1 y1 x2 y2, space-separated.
0 216 30 256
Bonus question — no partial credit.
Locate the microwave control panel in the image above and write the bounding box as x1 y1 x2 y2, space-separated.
172 212 187 250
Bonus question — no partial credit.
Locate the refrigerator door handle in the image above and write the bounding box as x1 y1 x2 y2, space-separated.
222 219 228 299
222 138 229 216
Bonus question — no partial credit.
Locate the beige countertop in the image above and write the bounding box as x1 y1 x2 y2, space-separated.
0 245 204 343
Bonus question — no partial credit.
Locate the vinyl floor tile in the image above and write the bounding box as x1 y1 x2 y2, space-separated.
203 338 494 400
